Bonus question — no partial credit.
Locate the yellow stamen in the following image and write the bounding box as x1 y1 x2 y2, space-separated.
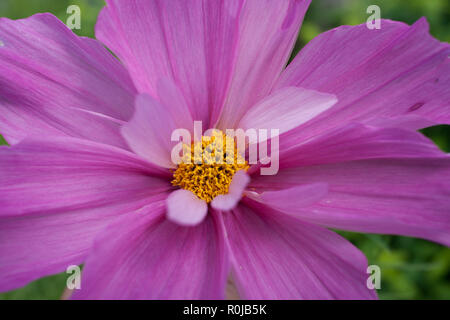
171 131 249 202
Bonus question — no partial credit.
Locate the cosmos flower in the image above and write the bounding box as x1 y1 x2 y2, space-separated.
0 0 449 299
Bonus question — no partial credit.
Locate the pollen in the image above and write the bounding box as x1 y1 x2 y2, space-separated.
171 131 249 203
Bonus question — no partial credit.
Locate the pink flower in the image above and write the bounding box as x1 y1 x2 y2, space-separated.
0 0 449 299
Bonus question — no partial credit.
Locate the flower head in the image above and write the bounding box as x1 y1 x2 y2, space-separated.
0 0 449 299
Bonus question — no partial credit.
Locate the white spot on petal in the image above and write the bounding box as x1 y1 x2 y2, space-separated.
0 40 4 47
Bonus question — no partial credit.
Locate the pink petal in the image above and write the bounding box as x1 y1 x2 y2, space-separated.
251 125 450 246
0 138 170 291
166 190 208 226
0 13 136 147
252 183 329 210
238 87 337 137
156 78 194 131
97 0 244 126
72 205 228 299
0 137 170 218
366 114 437 131
275 18 450 140
276 123 445 170
211 170 250 211
254 158 450 246
219 200 377 299
216 0 311 129
121 94 183 169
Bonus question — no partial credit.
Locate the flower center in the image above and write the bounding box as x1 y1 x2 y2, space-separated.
171 131 249 202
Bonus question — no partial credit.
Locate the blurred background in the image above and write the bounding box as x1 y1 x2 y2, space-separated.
0 0 449 299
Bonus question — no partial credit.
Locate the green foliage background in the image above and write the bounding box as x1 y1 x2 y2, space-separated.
0 0 449 300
